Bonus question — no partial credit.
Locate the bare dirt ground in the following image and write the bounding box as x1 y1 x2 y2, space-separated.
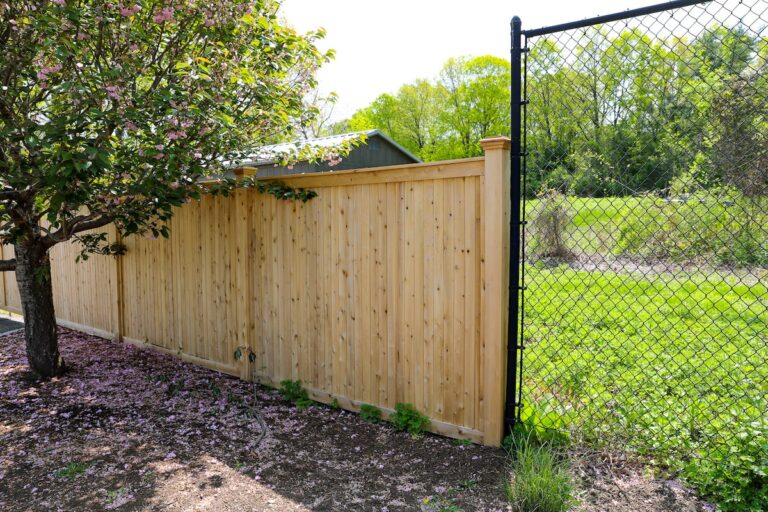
571 451 715 512
0 329 713 511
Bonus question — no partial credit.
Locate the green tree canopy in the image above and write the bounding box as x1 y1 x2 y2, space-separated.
0 0 333 376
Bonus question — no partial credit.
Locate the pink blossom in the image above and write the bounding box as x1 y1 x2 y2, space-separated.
193 152 202 159
154 153 165 160
37 64 62 81
124 121 138 131
119 4 141 17
76 32 88 41
167 130 187 140
105 85 122 101
153 7 175 24
53 0 66 5
204 18 214 27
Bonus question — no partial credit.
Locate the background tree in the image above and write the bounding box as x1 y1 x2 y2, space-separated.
341 81 446 159
438 56 510 158
0 0 332 377
336 25 766 199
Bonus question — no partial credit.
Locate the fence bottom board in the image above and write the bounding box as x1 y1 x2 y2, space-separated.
1 311 493 445
121 336 241 378
251 373 488 445
0 306 22 317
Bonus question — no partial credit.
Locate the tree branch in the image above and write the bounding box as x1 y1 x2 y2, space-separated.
70 214 113 235
41 214 114 249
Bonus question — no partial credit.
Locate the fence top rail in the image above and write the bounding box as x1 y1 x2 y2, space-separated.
520 0 712 38
202 156 485 189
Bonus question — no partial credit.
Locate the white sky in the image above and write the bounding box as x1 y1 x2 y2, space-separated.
280 0 656 120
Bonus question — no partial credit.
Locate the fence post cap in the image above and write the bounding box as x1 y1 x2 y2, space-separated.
480 137 512 151
233 166 258 178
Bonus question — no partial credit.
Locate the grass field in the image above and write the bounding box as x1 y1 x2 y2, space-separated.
521 195 768 510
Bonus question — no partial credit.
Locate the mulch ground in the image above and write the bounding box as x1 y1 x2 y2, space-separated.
0 329 712 511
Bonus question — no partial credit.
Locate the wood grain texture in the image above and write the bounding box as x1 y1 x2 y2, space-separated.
0 154 510 446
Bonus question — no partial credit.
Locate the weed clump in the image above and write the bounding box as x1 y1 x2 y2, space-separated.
279 379 313 408
359 404 382 423
504 431 575 512
390 402 430 436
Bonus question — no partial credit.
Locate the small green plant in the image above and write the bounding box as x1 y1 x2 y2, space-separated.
295 397 314 409
502 410 570 451
107 487 127 500
420 481 478 512
279 379 311 408
147 372 170 384
505 433 576 512
54 462 89 479
390 402 430 436
359 404 382 423
420 495 463 512
329 398 341 410
207 380 221 399
233 347 257 363
451 438 473 447
166 379 184 397
683 418 768 512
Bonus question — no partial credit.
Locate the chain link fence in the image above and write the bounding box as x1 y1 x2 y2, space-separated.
516 0 767 485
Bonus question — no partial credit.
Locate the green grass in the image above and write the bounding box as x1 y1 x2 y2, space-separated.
525 263 768 446
504 434 576 512
522 193 768 509
523 261 767 509
526 196 650 255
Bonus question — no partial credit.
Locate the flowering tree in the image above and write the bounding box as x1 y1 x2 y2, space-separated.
0 0 333 377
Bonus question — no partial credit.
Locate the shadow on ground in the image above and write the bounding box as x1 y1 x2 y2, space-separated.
0 329 507 511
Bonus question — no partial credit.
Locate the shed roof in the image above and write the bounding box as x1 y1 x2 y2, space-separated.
237 129 421 168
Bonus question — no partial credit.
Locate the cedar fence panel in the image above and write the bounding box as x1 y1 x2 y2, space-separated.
0 138 511 445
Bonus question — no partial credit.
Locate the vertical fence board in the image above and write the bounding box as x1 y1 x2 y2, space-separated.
0 154 509 445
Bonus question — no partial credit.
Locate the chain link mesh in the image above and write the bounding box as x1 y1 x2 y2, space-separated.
519 0 768 472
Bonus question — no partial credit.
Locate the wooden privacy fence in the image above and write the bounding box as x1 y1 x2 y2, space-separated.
0 137 511 445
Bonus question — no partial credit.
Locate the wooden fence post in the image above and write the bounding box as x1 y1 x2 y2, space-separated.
114 228 124 342
480 136 511 446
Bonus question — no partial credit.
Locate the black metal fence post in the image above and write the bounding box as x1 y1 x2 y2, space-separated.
505 15 524 436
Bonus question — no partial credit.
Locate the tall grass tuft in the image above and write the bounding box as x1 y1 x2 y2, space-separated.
505 433 576 512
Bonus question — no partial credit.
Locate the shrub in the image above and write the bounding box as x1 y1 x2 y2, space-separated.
616 186 768 268
390 402 430 436
505 433 576 512
530 190 575 261
683 418 768 512
359 404 382 423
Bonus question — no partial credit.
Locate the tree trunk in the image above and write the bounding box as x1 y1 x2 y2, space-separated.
14 243 64 377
